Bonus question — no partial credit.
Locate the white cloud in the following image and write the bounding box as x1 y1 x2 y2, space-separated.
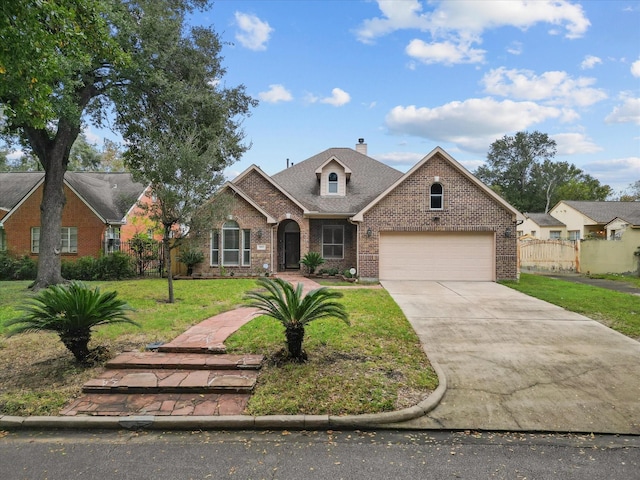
6 149 23 160
580 55 602 70
631 58 640 78
258 84 293 103
385 97 563 152
234 12 273 51
605 95 640 125
376 151 425 166
82 127 103 146
358 0 589 40
583 157 640 189
406 38 485 65
482 67 607 107
506 41 523 55
320 88 351 107
552 133 602 155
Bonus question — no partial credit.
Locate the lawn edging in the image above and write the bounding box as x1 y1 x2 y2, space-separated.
0 363 447 431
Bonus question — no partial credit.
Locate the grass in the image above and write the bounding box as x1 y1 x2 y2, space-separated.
226 288 437 415
502 273 640 340
0 279 437 416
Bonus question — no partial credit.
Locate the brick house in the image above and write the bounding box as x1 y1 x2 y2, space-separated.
0 172 151 259
194 142 520 282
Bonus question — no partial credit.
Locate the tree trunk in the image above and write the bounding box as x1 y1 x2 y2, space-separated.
285 325 307 362
164 226 174 303
59 329 92 363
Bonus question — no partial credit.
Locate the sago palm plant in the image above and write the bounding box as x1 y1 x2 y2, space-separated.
244 277 349 362
4 281 138 363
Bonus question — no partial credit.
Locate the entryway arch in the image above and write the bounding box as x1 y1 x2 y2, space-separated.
278 219 300 271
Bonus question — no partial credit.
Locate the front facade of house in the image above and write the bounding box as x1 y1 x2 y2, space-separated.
193 144 520 282
0 172 150 259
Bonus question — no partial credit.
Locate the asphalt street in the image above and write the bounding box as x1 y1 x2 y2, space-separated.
1 429 638 480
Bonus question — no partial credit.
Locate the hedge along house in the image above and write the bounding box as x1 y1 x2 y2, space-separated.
0 172 150 259
195 141 521 282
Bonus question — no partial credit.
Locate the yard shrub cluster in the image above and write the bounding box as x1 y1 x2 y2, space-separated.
0 251 37 280
0 251 136 281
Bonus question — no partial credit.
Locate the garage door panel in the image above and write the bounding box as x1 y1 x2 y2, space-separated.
379 232 494 281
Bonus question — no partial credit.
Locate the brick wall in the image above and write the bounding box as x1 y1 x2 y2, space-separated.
4 183 106 258
360 153 518 280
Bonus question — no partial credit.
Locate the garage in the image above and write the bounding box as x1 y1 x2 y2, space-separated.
379 232 495 281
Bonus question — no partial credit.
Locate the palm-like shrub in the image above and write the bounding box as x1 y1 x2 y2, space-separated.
4 282 138 363
300 252 325 275
244 277 349 362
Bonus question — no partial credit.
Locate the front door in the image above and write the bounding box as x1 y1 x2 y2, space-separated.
284 232 300 269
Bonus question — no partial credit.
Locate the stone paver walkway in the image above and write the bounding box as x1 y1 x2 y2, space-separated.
61 273 322 417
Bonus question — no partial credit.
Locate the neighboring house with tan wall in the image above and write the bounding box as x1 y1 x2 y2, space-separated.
518 213 566 240
192 142 521 282
0 172 151 259
548 200 640 240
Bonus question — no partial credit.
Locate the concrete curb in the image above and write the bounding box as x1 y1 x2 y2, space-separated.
0 363 447 432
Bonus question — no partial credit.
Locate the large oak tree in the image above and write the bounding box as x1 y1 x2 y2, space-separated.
0 0 255 288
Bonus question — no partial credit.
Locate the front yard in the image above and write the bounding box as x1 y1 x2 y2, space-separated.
502 273 640 340
0 278 437 416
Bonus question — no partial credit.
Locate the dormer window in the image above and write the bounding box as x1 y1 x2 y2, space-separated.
328 172 338 194
430 183 443 210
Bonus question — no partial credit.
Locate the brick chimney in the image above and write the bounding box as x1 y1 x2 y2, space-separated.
355 138 367 155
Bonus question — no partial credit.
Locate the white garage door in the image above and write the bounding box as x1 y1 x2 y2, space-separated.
379 232 495 281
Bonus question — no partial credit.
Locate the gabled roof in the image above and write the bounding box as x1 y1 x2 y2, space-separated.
0 172 147 225
233 164 309 214
555 200 640 224
523 212 566 227
314 157 352 180
0 172 44 212
605 212 640 228
353 147 521 222
219 181 277 224
271 148 403 216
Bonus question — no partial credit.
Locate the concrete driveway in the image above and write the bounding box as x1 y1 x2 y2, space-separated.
382 281 640 434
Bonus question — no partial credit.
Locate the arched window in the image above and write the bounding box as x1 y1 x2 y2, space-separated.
430 183 443 210
328 172 338 194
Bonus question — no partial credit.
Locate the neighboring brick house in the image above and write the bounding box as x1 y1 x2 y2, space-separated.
194 142 520 281
0 172 150 259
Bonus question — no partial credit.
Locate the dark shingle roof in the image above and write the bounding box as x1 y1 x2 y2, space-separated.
0 172 43 211
524 212 566 227
271 148 403 214
563 200 640 224
0 172 146 223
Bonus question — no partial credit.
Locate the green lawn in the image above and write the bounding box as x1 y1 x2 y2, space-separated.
0 279 437 416
502 273 640 340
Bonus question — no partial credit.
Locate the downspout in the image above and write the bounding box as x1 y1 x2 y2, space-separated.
348 217 360 278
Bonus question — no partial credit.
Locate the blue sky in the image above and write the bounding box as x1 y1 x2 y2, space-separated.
92 1 639 194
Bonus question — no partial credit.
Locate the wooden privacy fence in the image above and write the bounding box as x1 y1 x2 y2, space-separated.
519 239 580 273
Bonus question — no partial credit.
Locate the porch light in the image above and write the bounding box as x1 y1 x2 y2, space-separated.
366 228 372 237
504 227 512 238
256 229 263 239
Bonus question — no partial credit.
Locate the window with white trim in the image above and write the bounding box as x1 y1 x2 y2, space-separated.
222 221 240 265
430 183 443 210
210 231 220 266
568 230 580 241
322 225 344 259
549 230 561 239
328 172 338 194
31 227 77 254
